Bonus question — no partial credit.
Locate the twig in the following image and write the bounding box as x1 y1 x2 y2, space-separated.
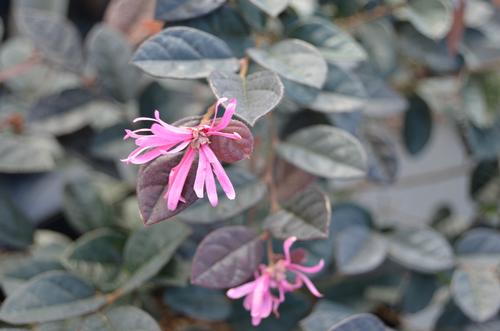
337 1 407 30
239 57 249 79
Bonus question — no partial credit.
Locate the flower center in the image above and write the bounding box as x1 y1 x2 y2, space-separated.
190 127 210 149
266 260 287 281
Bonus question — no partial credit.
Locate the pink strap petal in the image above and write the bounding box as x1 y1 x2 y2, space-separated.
125 148 165 165
165 140 191 154
210 97 228 127
208 131 242 140
226 280 256 299
211 98 237 131
202 145 236 200
166 148 195 211
204 162 218 207
294 271 323 297
287 259 324 274
283 237 297 262
194 150 208 198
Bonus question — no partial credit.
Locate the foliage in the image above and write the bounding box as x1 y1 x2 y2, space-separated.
1 0 500 330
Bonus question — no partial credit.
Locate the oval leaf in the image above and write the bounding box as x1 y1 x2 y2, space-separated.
247 39 328 88
121 220 190 293
451 265 500 322
155 0 225 21
16 8 83 71
249 0 288 17
264 186 331 240
104 0 155 35
327 314 385 331
208 70 284 125
80 306 161 331
191 226 263 288
387 227 455 273
396 0 453 40
0 195 33 249
132 27 239 79
300 300 353 331
0 271 106 324
455 228 500 255
335 226 387 275
277 125 367 179
403 95 433 155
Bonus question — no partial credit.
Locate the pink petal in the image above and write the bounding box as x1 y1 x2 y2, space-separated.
201 145 235 200
208 131 242 140
166 148 195 211
211 98 237 131
294 271 323 297
283 237 297 262
210 97 228 128
252 316 262 326
194 150 208 198
244 291 253 311
227 280 256 299
251 274 270 318
204 163 218 207
165 140 191 154
132 111 191 135
151 123 191 140
288 259 324 274
258 290 273 319
126 147 165 164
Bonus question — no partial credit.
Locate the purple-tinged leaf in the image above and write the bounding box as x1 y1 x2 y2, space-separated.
155 0 226 22
191 226 263 288
137 153 198 225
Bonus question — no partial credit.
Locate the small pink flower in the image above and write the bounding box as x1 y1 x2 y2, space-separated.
122 98 242 211
227 237 324 326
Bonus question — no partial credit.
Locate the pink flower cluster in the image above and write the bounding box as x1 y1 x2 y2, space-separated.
227 237 324 326
122 98 241 210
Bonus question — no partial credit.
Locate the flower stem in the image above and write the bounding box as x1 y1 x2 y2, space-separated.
239 57 249 79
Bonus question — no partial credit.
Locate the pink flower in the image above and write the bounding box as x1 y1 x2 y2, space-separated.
122 98 242 211
226 237 324 326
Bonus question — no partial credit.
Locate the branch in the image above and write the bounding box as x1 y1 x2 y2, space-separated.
337 2 407 30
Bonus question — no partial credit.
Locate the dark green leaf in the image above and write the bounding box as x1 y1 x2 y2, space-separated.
387 227 455 273
0 195 34 249
363 126 399 184
191 226 263 288
400 272 438 314
209 70 284 125
80 306 161 331
121 220 190 293
178 167 266 223
62 229 126 290
455 228 500 255
155 0 225 21
0 271 106 324
16 8 83 71
403 95 433 155
163 285 231 321
264 186 331 240
247 39 327 88
132 27 239 79
277 125 367 179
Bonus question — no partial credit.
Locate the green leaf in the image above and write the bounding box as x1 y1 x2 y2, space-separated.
79 306 161 331
288 18 367 68
309 64 367 113
387 227 455 273
327 314 385 331
264 186 331 240
37 318 83 331
277 125 367 179
396 0 453 40
178 167 266 224
86 24 141 102
363 125 399 185
247 39 328 88
120 220 190 293
248 0 288 17
0 133 61 174
16 7 83 71
403 95 433 155
0 271 106 324
62 229 126 290
208 70 284 125
300 300 353 331
191 226 263 289
62 176 116 233
455 228 500 255
132 27 239 79
451 264 500 322
163 285 231 321
155 0 225 21
335 226 387 275
0 195 34 249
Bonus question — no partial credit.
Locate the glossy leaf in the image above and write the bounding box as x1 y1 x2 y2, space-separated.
335 226 387 275
104 0 155 35
208 70 284 125
80 306 161 331
191 226 263 288
327 314 385 331
264 186 331 240
0 271 106 324
451 265 500 322
300 300 353 331
288 18 367 68
121 220 190 293
132 27 239 79
163 285 231 321
247 39 327 88
16 8 83 71
0 195 34 249
178 167 266 224
277 125 367 179
155 0 225 21
62 229 126 290
363 125 399 184
403 95 433 155
455 228 500 255
396 0 453 40
86 24 140 102
387 227 455 273
248 0 288 17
